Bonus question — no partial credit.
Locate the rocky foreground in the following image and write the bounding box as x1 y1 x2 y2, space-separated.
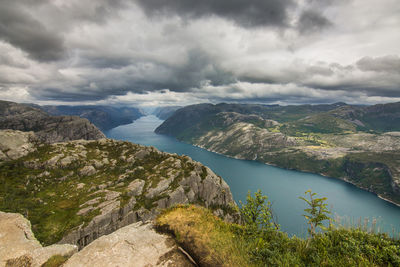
0 211 194 267
0 128 237 265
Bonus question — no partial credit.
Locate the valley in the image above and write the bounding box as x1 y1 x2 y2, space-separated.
156 102 400 205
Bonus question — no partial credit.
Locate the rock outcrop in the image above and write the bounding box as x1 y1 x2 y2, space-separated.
0 130 36 161
0 100 104 143
0 211 77 267
57 142 236 249
63 222 195 267
0 134 237 250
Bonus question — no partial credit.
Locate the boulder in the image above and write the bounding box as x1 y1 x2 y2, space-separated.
0 130 36 161
79 165 96 176
63 222 195 267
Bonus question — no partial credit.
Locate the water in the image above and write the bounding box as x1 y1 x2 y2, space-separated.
106 115 400 237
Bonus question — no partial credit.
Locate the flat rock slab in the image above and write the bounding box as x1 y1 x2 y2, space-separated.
64 222 195 267
0 211 77 267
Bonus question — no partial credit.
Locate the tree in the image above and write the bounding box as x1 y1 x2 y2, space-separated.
299 190 331 237
239 190 279 231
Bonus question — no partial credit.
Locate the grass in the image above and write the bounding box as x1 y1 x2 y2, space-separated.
41 255 70 267
156 205 400 267
156 204 252 266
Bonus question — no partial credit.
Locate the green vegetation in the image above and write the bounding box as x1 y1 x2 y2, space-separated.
280 114 357 135
157 192 400 266
299 190 331 236
41 255 70 267
239 190 278 231
0 139 199 245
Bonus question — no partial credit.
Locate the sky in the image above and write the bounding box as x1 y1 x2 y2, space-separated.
0 0 399 107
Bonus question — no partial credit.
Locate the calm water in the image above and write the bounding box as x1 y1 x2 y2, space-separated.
106 115 400 237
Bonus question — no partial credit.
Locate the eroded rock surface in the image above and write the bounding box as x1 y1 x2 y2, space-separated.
63 222 194 267
0 137 237 250
0 130 36 161
0 211 77 267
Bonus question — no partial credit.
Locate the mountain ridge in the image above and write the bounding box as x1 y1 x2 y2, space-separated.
0 100 105 143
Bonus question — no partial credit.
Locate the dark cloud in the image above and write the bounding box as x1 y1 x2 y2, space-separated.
357 55 400 74
135 0 295 28
0 2 66 61
298 10 332 33
159 49 235 91
29 48 235 101
0 0 399 106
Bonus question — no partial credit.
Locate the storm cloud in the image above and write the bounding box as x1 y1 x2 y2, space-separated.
135 0 295 28
0 2 65 61
298 10 332 33
0 0 399 106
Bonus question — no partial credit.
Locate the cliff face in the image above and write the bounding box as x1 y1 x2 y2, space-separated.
152 106 182 120
39 105 144 131
0 100 105 143
0 133 237 250
57 140 236 249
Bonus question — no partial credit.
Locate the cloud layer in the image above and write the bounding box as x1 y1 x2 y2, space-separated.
0 0 399 106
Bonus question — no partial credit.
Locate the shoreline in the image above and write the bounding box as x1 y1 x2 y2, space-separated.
193 143 400 208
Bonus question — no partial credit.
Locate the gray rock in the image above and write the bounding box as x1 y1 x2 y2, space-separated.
127 179 145 197
134 149 149 159
0 130 36 161
0 211 77 267
79 165 96 176
63 222 195 267
146 177 173 198
0 100 105 143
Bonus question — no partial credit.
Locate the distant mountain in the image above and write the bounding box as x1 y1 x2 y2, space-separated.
152 106 182 120
330 102 400 132
0 100 104 143
156 102 400 205
39 105 144 131
155 102 350 140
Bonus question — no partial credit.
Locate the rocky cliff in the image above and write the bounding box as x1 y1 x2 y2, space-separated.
0 132 237 250
39 105 144 131
0 100 105 143
152 106 182 120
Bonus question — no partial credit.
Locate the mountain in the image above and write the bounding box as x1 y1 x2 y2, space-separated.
156 102 400 205
0 100 104 143
39 105 144 131
330 102 400 132
152 106 182 120
155 102 351 140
